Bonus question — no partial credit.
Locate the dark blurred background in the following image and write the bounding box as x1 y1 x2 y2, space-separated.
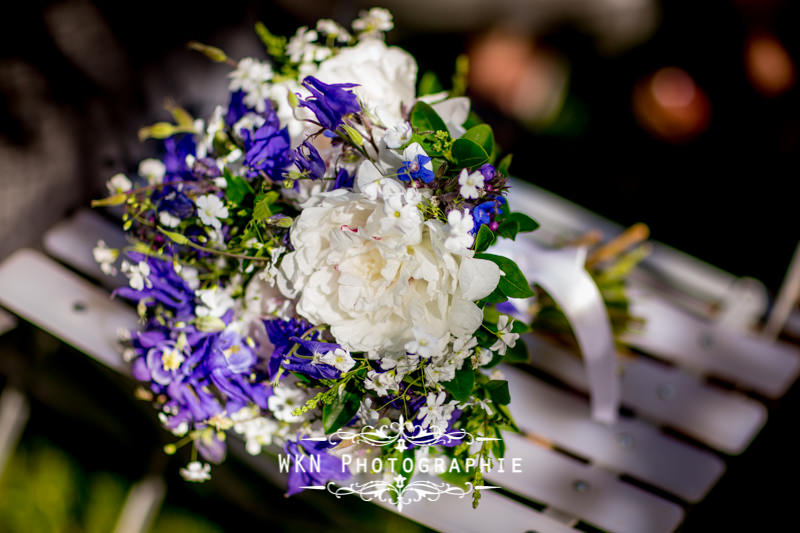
1 0 798 531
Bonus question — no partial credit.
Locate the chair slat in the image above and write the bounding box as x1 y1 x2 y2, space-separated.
487 432 684 533
624 290 800 398
526 335 767 454
503 365 724 501
0 249 137 373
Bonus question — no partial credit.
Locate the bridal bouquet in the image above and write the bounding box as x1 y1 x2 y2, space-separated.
93 8 638 508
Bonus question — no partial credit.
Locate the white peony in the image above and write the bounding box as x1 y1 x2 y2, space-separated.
276 187 502 355
314 39 417 129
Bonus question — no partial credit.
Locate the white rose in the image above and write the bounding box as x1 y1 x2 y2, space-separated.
314 39 417 129
276 188 502 355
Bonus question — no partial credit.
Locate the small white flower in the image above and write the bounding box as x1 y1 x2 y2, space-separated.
195 287 234 318
473 346 493 368
405 327 449 359
138 158 165 185
444 209 475 253
380 187 423 238
458 168 484 199
287 27 330 65
315 347 356 373
158 210 181 228
121 260 151 291
93 240 118 275
268 384 306 423
490 315 519 356
232 407 279 455
357 398 380 425
180 461 211 482
364 370 400 396
352 7 394 36
107 173 132 194
195 194 228 230
416 391 457 431
316 19 351 42
382 122 412 149
229 58 274 112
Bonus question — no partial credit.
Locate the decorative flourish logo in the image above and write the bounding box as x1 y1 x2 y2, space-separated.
294 416 507 511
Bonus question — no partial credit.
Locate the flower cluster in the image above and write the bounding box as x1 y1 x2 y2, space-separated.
95 9 543 506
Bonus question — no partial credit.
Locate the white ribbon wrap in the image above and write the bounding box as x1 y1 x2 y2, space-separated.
491 239 620 424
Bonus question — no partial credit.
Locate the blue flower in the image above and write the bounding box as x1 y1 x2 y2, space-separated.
242 105 292 179
284 439 351 496
225 90 249 127
471 197 505 232
298 76 360 132
293 140 326 180
263 318 342 380
162 135 196 182
113 252 195 318
152 185 195 219
333 168 354 190
397 143 435 183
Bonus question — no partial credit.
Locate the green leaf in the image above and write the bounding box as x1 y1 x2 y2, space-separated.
451 138 489 168
486 380 511 405
461 124 495 160
418 71 444 96
187 41 228 62
442 367 475 402
474 253 535 299
253 191 279 222
462 111 484 131
322 390 360 434
410 101 448 134
506 212 539 233
195 316 226 332
496 218 520 241
497 154 513 176
159 228 190 246
504 338 529 364
224 170 254 205
473 224 496 253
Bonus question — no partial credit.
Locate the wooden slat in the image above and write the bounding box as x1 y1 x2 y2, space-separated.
0 249 137 373
525 335 767 454
503 365 724 502
43 210 128 289
625 289 800 398
487 433 684 533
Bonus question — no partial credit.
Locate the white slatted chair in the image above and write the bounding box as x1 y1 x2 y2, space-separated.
1 179 798 532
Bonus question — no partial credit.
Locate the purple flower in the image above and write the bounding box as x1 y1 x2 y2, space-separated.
242 105 291 179
284 439 350 496
293 140 326 180
113 252 195 318
479 163 496 181
298 76 360 132
152 185 195 219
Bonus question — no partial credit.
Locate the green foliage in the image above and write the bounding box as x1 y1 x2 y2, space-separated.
503 339 530 364
417 71 444 96
461 124 495 161
255 22 287 60
442 366 475 402
497 154 512 176
450 138 489 168
410 101 448 133
495 212 539 241
486 380 510 405
474 253 535 299
473 224 496 253
322 389 361 434
224 169 254 205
